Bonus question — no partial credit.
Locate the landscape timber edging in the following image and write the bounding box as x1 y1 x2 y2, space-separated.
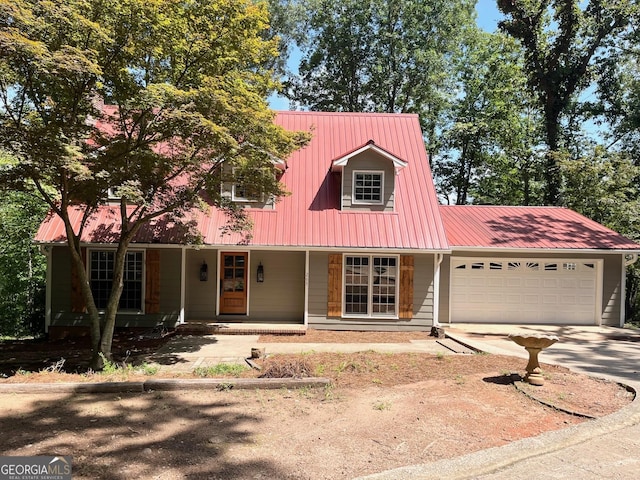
0 377 332 394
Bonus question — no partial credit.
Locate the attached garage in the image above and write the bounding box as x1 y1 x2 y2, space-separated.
450 257 601 324
439 205 640 327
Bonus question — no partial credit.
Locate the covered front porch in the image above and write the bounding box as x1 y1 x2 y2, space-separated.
183 248 307 324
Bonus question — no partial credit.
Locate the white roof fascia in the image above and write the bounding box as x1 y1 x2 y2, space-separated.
332 143 408 170
448 246 640 255
39 241 452 254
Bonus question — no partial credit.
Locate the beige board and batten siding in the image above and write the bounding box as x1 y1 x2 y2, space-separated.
50 246 73 316
307 251 434 331
248 251 305 322
185 249 305 323
156 249 182 319
440 252 623 326
185 249 219 321
341 151 395 212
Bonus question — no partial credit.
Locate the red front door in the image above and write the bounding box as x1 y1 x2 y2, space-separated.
220 252 248 314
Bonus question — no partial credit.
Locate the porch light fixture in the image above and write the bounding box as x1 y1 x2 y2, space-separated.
257 262 264 283
200 261 208 282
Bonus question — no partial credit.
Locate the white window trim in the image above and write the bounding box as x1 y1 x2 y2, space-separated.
107 188 121 201
352 170 384 205
231 167 265 203
342 253 399 319
87 248 146 314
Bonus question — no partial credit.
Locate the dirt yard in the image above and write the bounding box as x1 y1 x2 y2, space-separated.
0 330 635 479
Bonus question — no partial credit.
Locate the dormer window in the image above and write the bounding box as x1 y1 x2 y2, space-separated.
353 171 384 205
107 188 119 200
331 140 407 212
232 169 262 202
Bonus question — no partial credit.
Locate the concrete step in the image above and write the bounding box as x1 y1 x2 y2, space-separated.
177 322 306 336
436 338 476 354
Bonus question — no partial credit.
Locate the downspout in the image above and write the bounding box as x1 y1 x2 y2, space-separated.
621 253 639 327
304 250 309 327
433 253 444 327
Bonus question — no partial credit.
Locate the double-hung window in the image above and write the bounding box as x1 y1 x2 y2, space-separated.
89 250 144 311
232 168 264 202
344 255 398 317
353 171 384 204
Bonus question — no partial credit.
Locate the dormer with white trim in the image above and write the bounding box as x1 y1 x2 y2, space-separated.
330 140 407 212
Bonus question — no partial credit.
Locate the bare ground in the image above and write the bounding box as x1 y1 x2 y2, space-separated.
0 330 634 479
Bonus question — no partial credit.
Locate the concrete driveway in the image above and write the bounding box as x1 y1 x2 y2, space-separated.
361 323 640 480
446 323 640 384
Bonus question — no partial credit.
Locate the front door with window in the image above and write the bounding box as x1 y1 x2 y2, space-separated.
220 252 248 314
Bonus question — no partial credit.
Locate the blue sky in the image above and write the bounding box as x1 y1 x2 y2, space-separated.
475 0 503 32
270 2 505 110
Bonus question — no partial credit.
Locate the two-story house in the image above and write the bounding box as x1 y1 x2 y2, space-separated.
35 111 640 337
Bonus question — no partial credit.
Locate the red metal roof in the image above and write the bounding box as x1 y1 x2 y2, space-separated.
440 205 640 250
36 111 449 250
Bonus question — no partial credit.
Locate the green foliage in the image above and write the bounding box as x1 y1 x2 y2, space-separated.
139 363 159 376
372 400 391 411
98 353 120 375
194 363 248 377
592 28 640 160
281 0 476 151
435 30 544 205
0 0 309 367
559 149 640 236
497 0 640 204
559 148 640 322
0 154 48 336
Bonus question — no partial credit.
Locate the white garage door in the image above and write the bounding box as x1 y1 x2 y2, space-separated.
450 258 599 324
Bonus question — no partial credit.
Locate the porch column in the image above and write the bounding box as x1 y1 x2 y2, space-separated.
179 247 186 324
432 253 443 327
42 245 52 332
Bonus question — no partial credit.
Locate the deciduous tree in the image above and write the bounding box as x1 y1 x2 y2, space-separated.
497 0 639 204
282 0 475 152
0 0 308 367
435 31 543 205
0 154 48 336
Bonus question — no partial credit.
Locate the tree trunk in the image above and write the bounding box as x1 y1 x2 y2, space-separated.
65 231 102 368
543 102 562 205
522 157 531 206
98 241 129 363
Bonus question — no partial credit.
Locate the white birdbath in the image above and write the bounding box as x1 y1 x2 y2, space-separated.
508 334 559 386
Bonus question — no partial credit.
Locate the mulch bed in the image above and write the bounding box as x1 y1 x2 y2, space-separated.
0 329 175 375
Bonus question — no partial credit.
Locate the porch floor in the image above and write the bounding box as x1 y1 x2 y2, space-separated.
178 322 306 336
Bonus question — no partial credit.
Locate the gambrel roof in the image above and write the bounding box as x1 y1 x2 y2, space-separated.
36 111 450 251
35 110 640 252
